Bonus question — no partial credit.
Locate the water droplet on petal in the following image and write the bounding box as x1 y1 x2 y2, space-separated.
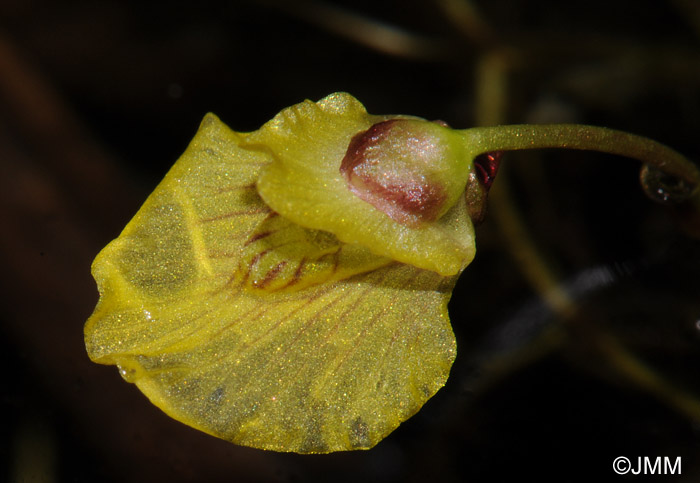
118 366 137 382
640 164 695 204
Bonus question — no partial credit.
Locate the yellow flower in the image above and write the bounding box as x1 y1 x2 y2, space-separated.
84 92 481 453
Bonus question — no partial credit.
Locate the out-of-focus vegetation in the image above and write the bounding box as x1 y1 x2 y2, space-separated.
1 1 700 481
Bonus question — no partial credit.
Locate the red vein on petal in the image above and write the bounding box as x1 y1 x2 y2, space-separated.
199 207 269 224
225 285 343 396
252 261 288 289
278 256 308 290
252 280 375 390
263 270 397 416
243 284 339 354
209 303 276 346
207 250 241 260
330 267 421 376
243 231 273 246
353 270 427 404
208 182 257 194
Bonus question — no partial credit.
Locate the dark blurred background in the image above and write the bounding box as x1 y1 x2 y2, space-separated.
2 0 700 481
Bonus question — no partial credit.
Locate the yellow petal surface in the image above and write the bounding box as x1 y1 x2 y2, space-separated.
250 92 476 276
85 111 459 453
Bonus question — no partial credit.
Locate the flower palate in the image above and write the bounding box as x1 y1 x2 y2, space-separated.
339 119 471 227
84 93 483 454
85 92 698 454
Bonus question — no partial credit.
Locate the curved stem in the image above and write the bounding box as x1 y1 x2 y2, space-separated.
463 124 700 189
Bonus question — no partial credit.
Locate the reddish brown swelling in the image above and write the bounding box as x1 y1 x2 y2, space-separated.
340 120 447 226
